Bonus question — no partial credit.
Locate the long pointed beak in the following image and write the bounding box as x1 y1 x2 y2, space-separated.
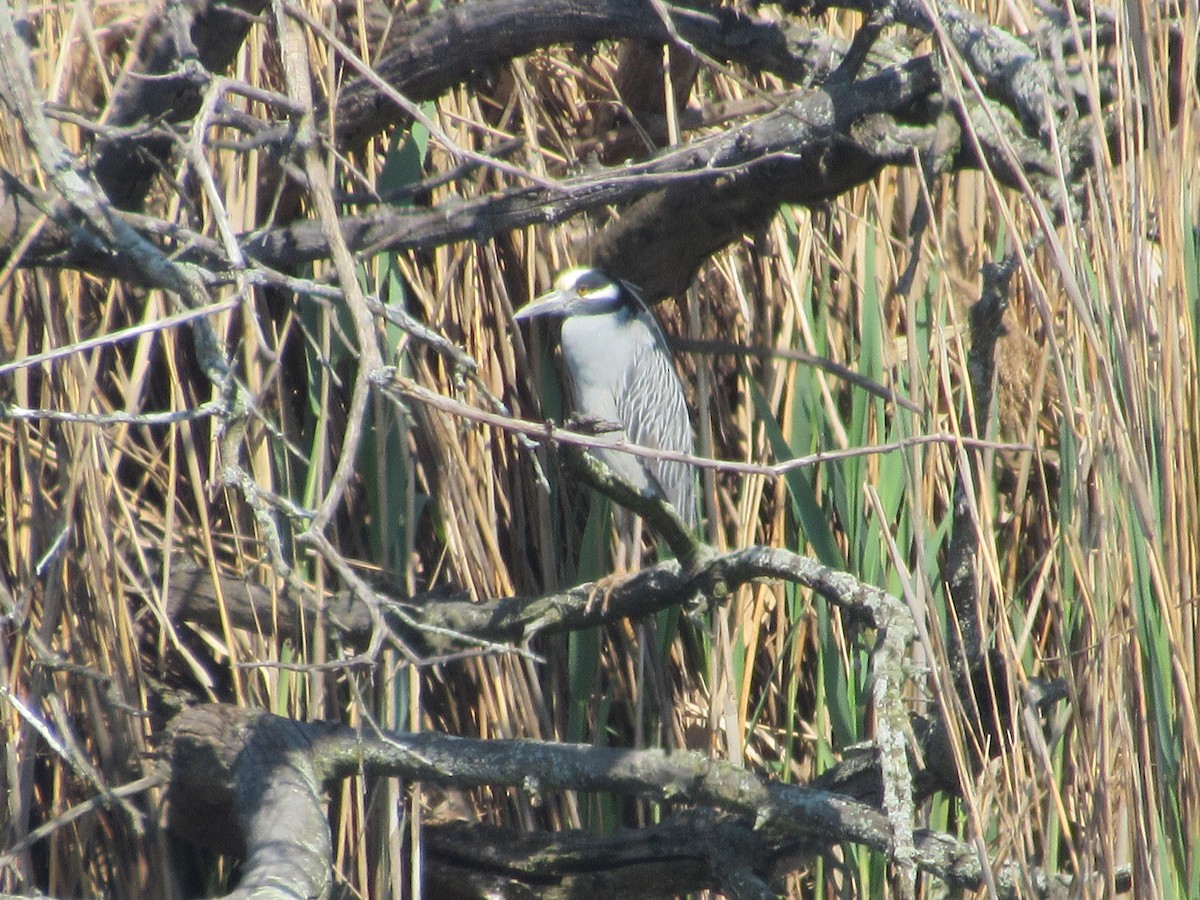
513 290 582 321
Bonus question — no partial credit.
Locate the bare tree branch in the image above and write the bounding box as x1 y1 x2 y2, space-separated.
164 703 1129 898
93 0 271 211
332 0 840 150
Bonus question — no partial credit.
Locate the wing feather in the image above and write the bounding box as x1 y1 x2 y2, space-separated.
614 311 697 528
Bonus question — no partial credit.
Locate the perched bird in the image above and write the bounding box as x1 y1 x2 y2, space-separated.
514 266 697 532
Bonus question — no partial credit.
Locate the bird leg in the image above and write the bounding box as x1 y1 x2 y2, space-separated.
584 513 645 615
584 571 624 616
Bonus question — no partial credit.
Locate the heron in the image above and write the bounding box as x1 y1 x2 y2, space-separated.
514 266 698 540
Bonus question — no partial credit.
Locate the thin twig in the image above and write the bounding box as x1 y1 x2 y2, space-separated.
0 299 239 378
283 0 554 190
383 371 1032 479
0 774 166 868
674 335 921 413
0 401 224 426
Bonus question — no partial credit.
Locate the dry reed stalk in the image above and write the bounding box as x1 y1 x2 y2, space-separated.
1 0 1197 895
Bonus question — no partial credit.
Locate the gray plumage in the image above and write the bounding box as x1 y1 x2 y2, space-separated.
514 267 697 529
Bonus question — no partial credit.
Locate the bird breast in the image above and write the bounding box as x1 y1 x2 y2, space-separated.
559 308 646 427
557 305 695 529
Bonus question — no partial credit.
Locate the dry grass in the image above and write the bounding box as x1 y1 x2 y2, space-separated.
1 0 1197 897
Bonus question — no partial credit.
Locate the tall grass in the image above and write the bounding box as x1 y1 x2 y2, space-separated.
0 1 1196 897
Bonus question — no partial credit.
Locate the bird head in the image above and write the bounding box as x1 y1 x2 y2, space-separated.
514 267 633 321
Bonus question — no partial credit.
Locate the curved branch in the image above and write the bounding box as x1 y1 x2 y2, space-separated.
93 0 271 211
332 0 838 150
244 57 938 278
166 538 897 657
165 706 331 900
796 0 1071 140
164 703 1107 898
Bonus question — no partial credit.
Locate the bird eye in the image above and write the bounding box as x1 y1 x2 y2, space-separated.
572 269 613 294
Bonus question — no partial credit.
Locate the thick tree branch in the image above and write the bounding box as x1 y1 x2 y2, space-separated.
164 706 331 899
332 0 838 151
243 57 937 281
814 0 1071 139
93 0 270 211
164 703 1117 898
166 538 900 657
422 812 786 900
